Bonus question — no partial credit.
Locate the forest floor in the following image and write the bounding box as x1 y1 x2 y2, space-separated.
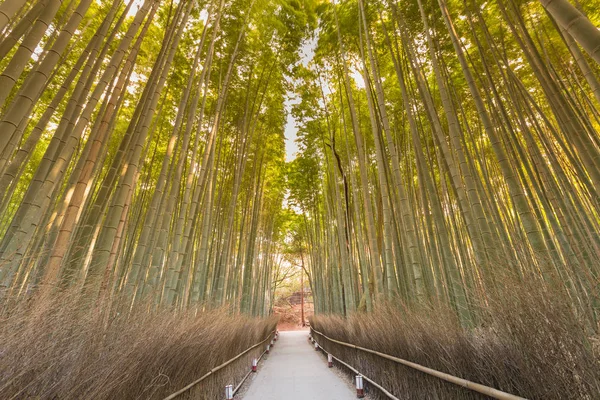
273 302 313 331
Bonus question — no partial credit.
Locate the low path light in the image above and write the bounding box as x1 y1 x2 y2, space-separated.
356 375 364 398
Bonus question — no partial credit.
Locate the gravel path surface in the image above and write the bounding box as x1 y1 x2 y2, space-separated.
240 330 357 400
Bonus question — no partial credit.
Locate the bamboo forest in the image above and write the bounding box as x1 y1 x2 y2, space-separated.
0 0 599 398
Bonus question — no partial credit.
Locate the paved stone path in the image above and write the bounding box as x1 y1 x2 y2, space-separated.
241 330 356 400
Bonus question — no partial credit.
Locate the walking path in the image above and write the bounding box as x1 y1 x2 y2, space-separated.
241 330 356 400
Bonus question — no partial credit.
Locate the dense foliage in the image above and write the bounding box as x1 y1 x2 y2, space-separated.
287 0 600 331
0 0 317 315
0 0 599 332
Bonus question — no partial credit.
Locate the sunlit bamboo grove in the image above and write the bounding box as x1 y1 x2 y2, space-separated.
286 0 600 328
0 0 599 330
0 0 313 315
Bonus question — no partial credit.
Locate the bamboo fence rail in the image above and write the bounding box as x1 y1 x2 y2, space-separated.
163 330 276 399
311 328 527 400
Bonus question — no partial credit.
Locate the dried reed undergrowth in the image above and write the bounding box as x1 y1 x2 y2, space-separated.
0 291 277 399
311 279 600 399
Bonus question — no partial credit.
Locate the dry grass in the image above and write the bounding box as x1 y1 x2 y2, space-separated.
311 279 600 399
0 291 277 399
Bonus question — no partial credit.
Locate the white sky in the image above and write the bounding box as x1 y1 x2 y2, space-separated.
284 38 316 162
284 36 365 162
284 95 301 162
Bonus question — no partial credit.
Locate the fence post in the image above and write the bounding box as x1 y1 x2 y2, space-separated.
252 358 258 372
266 344 270 354
225 385 233 400
314 342 319 351
328 354 333 368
